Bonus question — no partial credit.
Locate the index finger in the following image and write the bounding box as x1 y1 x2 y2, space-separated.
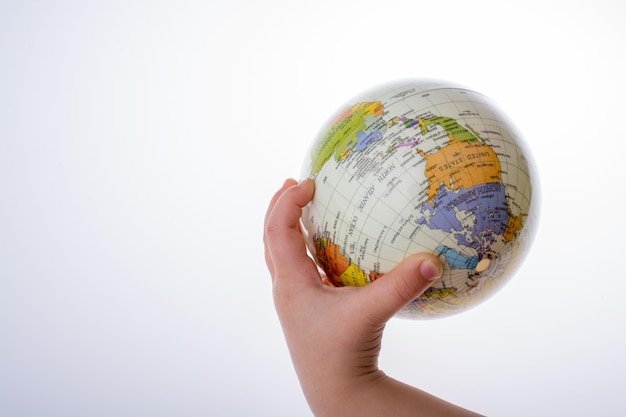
264 179 316 282
263 178 298 276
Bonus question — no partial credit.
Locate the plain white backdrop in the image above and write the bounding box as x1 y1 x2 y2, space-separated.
1 1 625 415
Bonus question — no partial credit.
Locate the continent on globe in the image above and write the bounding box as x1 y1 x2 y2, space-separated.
312 101 386 175
414 115 525 269
301 79 538 319
313 234 380 287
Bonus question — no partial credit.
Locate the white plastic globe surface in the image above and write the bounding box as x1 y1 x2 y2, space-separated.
300 79 539 319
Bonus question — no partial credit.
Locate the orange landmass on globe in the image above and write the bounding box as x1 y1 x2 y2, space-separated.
417 140 502 205
416 116 524 242
503 211 524 242
332 101 384 125
416 116 502 204
314 237 370 287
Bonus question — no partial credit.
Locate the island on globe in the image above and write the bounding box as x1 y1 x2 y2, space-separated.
300 79 538 319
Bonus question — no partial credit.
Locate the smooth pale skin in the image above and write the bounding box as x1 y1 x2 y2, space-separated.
263 178 484 417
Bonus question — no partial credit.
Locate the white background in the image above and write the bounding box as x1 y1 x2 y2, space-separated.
1 1 625 416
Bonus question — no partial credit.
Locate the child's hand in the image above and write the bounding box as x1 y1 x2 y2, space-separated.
264 178 483 417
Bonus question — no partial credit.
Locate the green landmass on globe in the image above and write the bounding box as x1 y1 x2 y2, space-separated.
301 79 538 319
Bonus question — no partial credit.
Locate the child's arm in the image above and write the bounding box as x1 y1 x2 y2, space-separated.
263 178 484 417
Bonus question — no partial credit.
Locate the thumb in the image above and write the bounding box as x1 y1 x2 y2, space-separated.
361 254 443 323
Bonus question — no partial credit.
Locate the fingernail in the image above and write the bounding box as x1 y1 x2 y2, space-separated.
420 259 443 281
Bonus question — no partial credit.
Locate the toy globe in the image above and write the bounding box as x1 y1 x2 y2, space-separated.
300 79 539 319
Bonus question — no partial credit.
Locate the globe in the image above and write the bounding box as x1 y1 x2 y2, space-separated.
300 79 539 319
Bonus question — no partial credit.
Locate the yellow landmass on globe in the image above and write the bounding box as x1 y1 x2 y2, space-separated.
314 237 370 287
338 264 370 287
